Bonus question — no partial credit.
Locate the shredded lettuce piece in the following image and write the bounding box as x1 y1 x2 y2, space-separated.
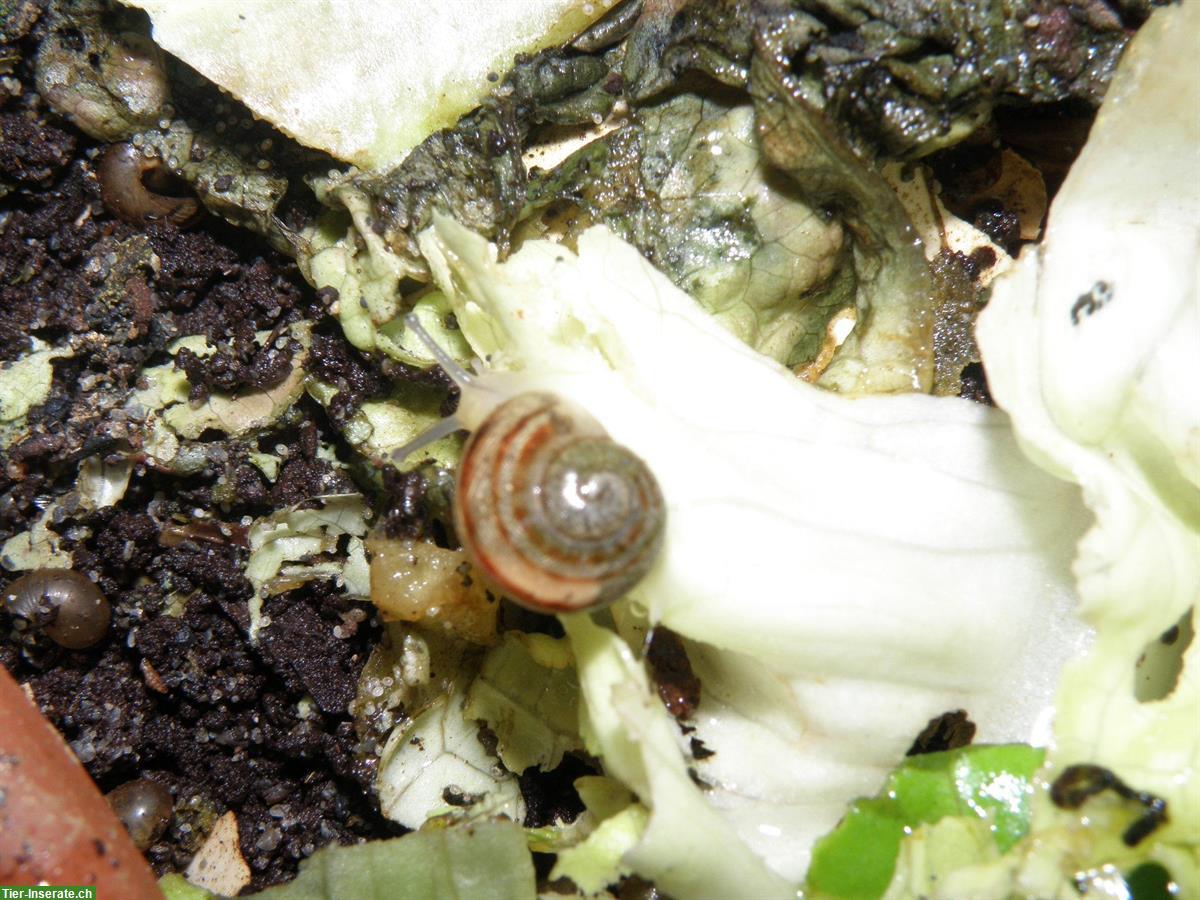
463 633 582 773
308 376 464 471
164 822 539 899
245 493 371 640
377 678 524 829
377 291 473 369
126 324 311 474
749 48 935 394
526 775 634 856
304 205 416 352
522 95 849 370
159 873 213 900
975 2 1200 892
551 802 648 895
805 744 1044 900
76 455 134 510
0 340 71 438
882 816 1007 900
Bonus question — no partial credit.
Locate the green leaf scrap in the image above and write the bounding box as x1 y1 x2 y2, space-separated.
255 820 536 900
806 744 1045 900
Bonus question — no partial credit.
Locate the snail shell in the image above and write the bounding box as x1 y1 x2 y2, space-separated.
3 568 111 649
106 778 174 851
455 392 665 613
97 143 201 228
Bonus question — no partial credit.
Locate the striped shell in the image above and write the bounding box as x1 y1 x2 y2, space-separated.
454 392 665 613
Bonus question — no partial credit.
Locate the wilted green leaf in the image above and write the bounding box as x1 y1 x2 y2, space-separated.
253 820 536 900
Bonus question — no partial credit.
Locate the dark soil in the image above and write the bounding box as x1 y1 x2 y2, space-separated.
0 6 596 891
0 6 401 890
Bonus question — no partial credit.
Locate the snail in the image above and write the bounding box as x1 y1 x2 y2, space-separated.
2 568 111 649
97 142 201 227
395 315 665 613
106 778 174 851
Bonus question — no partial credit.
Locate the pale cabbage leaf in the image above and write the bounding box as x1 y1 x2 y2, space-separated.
376 679 524 829
255 819 535 900
562 613 796 899
0 341 71 429
245 493 371 640
463 632 582 773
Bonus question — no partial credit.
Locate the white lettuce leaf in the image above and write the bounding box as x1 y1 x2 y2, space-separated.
245 493 371 640
251 819 536 900
418 214 1091 882
974 1 1200 891
562 613 795 899
0 340 72 446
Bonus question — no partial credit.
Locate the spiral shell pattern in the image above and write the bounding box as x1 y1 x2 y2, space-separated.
455 393 665 613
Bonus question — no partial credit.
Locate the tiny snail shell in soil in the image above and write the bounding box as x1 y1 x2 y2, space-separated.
454 391 665 614
2 568 111 649
97 142 201 227
106 778 174 851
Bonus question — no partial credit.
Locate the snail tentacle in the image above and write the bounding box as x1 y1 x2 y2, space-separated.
403 312 474 387
389 314 470 465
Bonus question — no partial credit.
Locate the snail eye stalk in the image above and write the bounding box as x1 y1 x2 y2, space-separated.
390 313 470 465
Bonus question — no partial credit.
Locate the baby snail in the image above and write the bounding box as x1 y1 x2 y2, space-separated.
395 315 665 614
2 568 111 649
97 142 202 228
106 778 174 851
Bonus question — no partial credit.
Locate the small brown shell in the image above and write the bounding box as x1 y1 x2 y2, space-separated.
106 778 174 851
455 393 665 613
3 568 111 649
97 142 201 227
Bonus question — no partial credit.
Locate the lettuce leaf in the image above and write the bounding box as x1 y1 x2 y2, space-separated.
520 94 851 370
562 613 796 899
244 493 371 641
162 819 538 900
975 1 1200 893
124 0 609 170
376 677 524 830
0 340 71 441
418 213 1091 885
463 632 582 773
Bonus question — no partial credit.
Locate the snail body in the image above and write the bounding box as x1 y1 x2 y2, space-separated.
456 392 665 613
